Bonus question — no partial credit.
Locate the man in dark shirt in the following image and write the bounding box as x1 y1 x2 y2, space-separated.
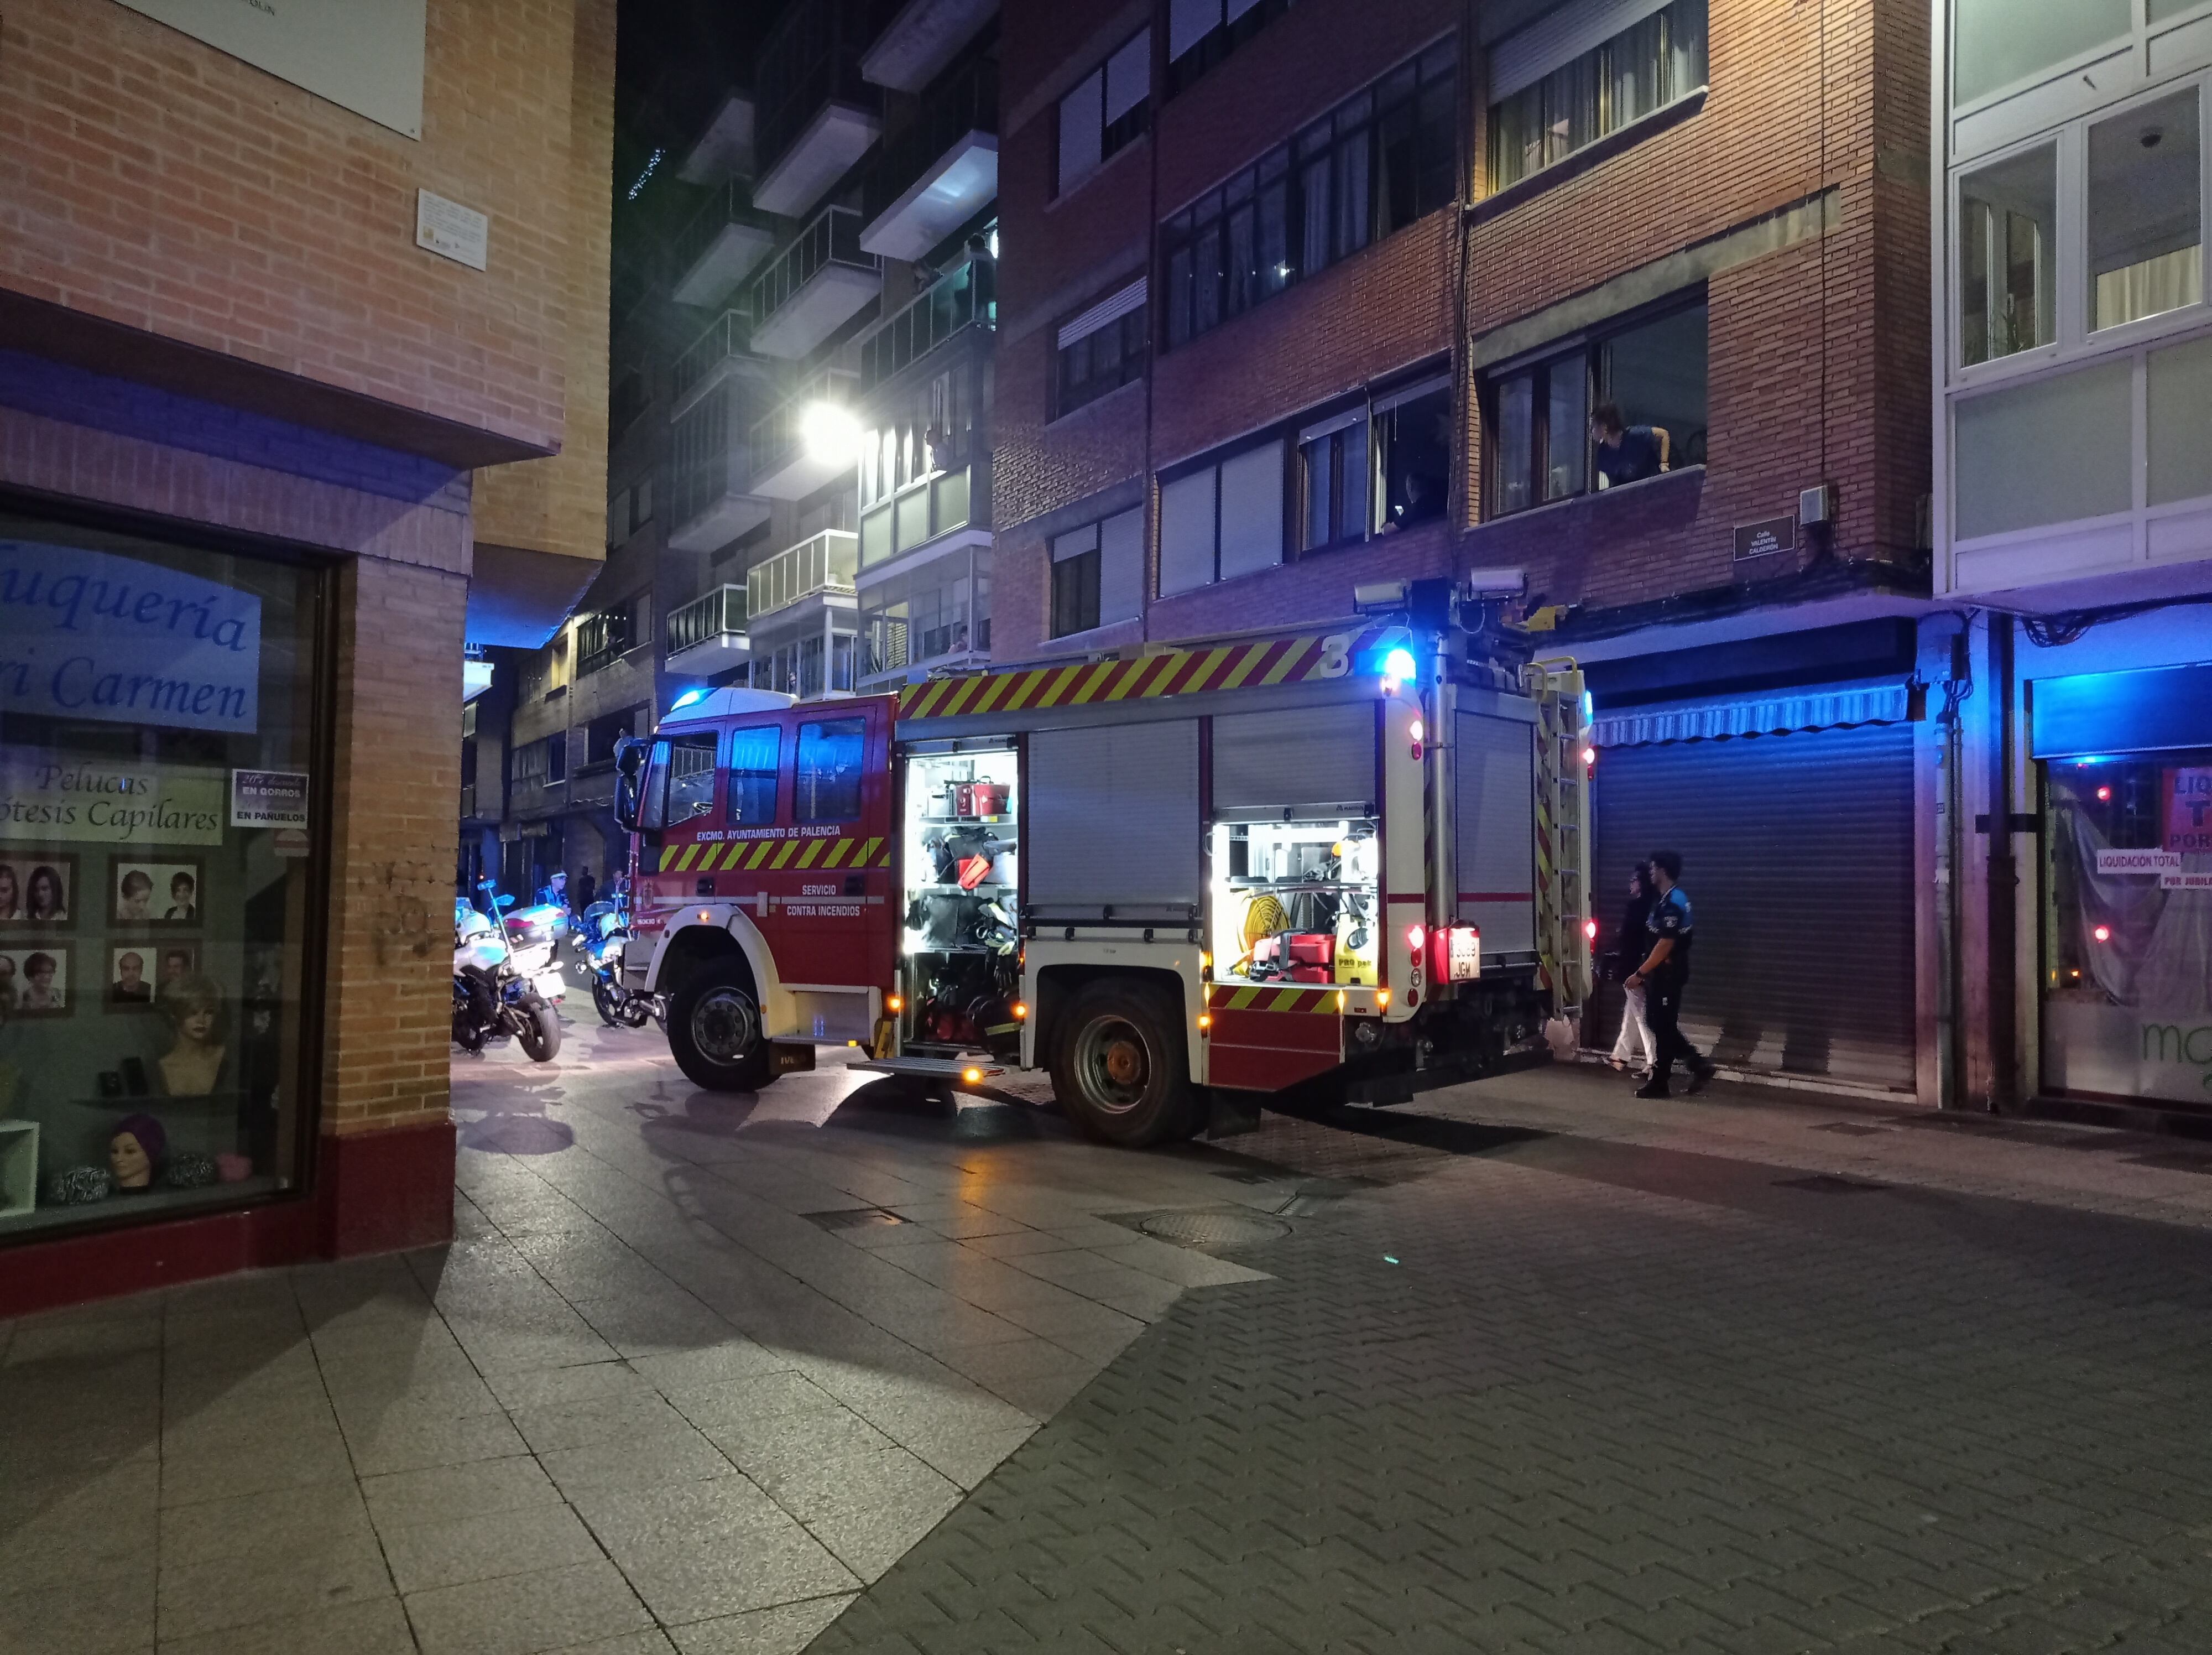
1624 848 1715 1099
1590 402 1670 487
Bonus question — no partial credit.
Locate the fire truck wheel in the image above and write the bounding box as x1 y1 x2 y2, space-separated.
1051 980 1199 1147
668 965 773 1092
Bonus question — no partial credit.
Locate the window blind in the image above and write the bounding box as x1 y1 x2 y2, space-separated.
1490 0 1672 101
1057 278 1147 349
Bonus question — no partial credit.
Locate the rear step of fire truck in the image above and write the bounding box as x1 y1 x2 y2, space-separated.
848 1055 1007 1088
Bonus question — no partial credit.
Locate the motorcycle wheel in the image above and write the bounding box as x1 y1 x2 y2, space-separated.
592 977 625 1029
518 1002 563 1063
453 1010 487 1053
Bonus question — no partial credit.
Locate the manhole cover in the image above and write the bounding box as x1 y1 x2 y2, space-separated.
1812 1122 1892 1137
1774 1174 1888 1194
1136 1210 1293 1249
804 1207 909 1231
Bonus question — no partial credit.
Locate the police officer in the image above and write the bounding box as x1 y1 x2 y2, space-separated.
1623 848 1716 1099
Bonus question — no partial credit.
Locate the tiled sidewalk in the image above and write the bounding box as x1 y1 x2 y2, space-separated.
0 1023 1271 1655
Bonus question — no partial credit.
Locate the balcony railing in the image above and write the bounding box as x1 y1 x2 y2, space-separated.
860 256 995 391
756 0 879 184
751 204 879 339
576 609 635 677
748 530 860 622
862 55 998 226
666 583 750 656
670 177 781 306
750 366 860 485
671 308 763 414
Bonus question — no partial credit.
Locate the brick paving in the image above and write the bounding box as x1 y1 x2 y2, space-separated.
8 1030 2212 1653
814 1095 2212 1654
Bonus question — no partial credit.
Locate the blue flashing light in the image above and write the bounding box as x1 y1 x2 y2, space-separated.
2073 756 2114 766
1381 647 1417 682
670 688 707 711
1582 690 1595 723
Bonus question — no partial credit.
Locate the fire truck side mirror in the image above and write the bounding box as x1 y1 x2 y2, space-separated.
612 736 648 834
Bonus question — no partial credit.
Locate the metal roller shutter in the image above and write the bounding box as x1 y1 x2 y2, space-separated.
1028 720 1201 915
1454 711 1538 957
1213 703 1377 821
1590 724 1916 1091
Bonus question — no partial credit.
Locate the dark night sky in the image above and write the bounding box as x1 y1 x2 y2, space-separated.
613 0 781 187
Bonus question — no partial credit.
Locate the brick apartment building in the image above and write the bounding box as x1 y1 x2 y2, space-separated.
0 0 612 1313
472 0 1005 900
990 0 1945 1102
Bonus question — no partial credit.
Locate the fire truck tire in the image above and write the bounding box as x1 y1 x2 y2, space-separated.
667 965 773 1092
1050 980 1201 1147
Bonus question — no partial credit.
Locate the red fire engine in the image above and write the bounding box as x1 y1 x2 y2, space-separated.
612 615 1589 1146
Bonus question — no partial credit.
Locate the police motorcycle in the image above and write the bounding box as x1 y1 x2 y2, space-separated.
576 894 665 1031
453 882 564 1061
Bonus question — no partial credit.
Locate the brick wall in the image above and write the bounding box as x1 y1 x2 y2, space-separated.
991 0 1931 656
0 0 596 456
322 557 468 1138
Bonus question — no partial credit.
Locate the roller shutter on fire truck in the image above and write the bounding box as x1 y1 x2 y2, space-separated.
1026 720 1202 916
1454 709 1540 959
1211 704 1378 821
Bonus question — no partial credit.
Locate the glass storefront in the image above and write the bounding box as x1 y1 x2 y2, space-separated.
0 511 327 1238
2041 750 2212 1108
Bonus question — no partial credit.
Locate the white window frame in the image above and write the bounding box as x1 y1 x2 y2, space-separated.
1947 70 2212 389
1157 439 1287 596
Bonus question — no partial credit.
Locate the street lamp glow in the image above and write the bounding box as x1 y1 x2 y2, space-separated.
800 400 862 467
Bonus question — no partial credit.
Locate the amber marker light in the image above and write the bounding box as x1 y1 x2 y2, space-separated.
1377 988 1391 1008
1197 1012 1212 1031
962 1066 983 1084
698 910 711 923
1013 1001 1029 1019
886 994 904 1012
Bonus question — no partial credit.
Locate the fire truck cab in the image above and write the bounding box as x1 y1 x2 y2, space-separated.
615 623 1589 1147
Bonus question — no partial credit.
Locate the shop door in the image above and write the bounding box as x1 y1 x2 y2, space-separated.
1590 724 1916 1091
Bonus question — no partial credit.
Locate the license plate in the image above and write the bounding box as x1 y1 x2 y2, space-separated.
535 970 568 1001
1447 927 1480 982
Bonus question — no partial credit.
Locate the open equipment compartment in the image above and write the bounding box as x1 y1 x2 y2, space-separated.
896 737 1021 1058
1211 818 1383 987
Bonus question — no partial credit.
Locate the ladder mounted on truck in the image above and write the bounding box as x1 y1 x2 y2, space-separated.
1524 659 1592 1017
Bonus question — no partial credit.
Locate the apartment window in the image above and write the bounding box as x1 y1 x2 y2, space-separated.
1056 280 1147 415
726 724 782 824
1295 375 1451 550
1959 145 2057 365
1486 298 1707 516
1161 40 1455 351
861 365 975 508
1160 440 1286 595
1167 0 1295 96
1058 29 1150 196
2088 89 2203 334
1488 0 1706 192
515 734 568 785
576 596 641 676
797 719 866 821
1049 507 1143 636
584 705 646 767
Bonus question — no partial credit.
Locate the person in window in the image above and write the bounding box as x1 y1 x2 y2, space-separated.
1589 403 1670 487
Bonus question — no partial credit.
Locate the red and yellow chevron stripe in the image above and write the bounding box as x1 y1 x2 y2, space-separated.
896 627 1409 721
658 836 887 874
1208 983 1343 1014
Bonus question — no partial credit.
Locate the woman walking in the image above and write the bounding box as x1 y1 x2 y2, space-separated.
1609 863 1657 1077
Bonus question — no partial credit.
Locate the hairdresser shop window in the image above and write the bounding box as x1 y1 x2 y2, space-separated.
0 514 328 1240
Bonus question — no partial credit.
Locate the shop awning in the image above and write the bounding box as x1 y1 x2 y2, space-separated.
1590 682 1913 747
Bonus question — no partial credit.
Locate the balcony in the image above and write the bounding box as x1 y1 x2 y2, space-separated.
669 382 771 553
676 90 755 185
750 204 881 360
748 530 859 624
576 607 635 678
670 309 772 419
860 0 999 92
664 583 752 677
671 178 782 308
859 463 978 568
754 0 882 217
860 57 998 262
859 255 994 390
749 367 860 499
